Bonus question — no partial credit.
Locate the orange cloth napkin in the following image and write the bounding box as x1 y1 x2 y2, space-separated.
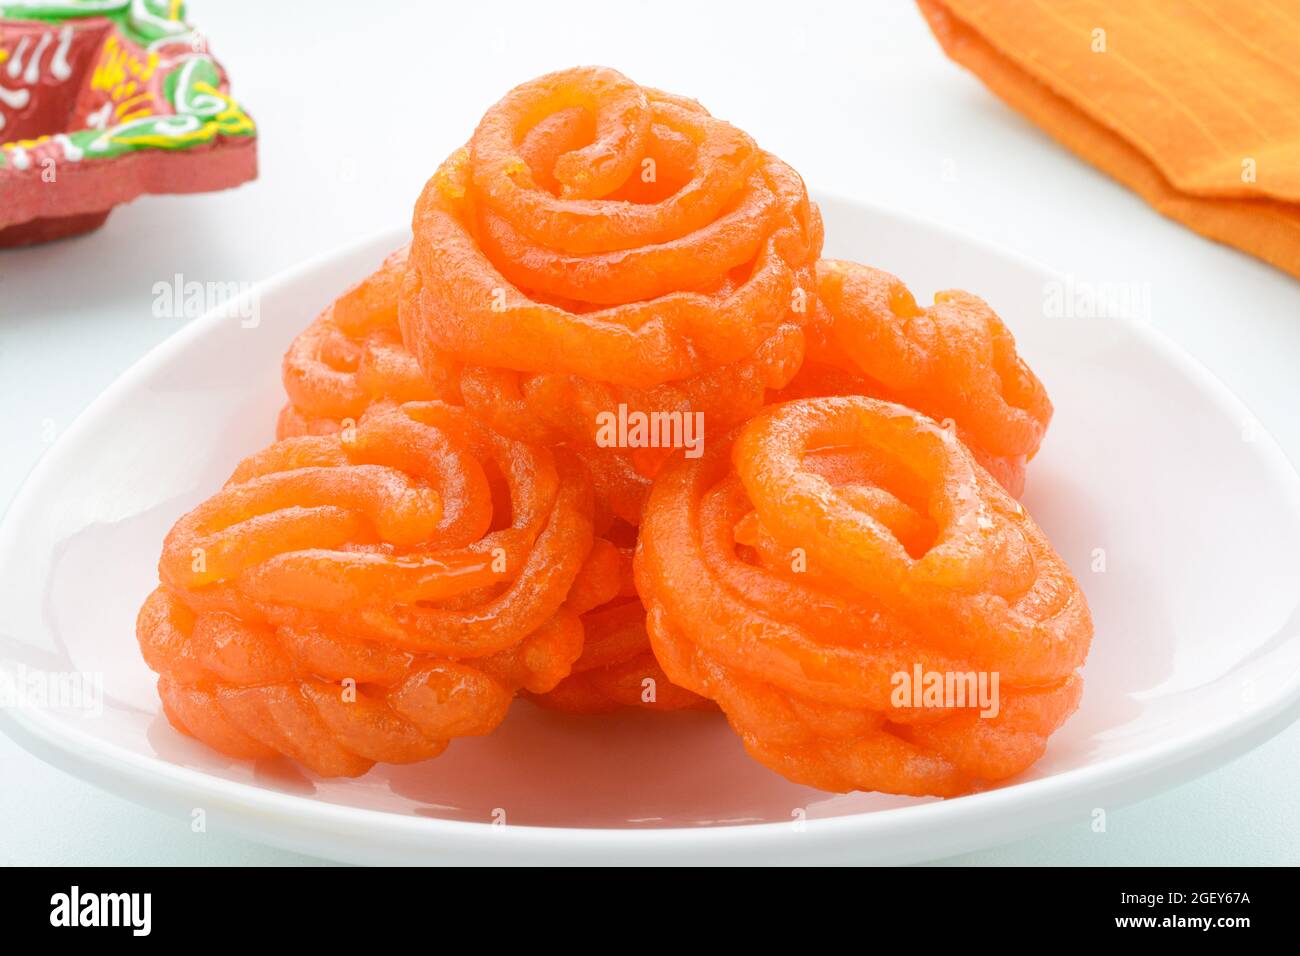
918 0 1300 280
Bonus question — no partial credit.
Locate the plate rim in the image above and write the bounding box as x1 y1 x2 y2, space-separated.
3 192 1300 863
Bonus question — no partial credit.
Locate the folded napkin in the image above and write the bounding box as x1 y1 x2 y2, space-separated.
918 0 1300 280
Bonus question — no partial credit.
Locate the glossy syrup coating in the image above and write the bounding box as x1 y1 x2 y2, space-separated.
635 396 1091 797
140 67 1087 779
277 247 455 439
398 66 822 452
137 402 597 777
531 534 710 714
777 260 1053 497
270 244 694 718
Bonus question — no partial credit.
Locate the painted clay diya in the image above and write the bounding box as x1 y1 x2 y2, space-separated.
0 1 256 247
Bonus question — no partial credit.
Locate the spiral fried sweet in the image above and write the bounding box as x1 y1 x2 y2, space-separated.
137 401 596 777
778 260 1053 496
280 244 659 532
635 396 1091 796
399 66 822 451
531 534 710 714
277 247 455 439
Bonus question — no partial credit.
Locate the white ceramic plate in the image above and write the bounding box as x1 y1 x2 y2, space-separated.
3 196 1299 866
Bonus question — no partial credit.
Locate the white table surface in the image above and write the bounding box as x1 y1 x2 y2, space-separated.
1 0 1297 867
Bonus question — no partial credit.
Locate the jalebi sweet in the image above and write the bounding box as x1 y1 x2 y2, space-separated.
271 245 672 716
137 401 597 776
399 66 822 453
277 247 455 439
778 260 1052 496
635 396 1091 797
531 526 709 714
278 244 664 531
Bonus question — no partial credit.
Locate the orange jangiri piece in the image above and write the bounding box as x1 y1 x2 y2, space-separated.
137 402 597 777
399 67 823 450
531 535 710 714
278 246 665 531
535 598 712 714
454 319 805 455
278 247 455 439
635 396 1091 797
779 260 1052 496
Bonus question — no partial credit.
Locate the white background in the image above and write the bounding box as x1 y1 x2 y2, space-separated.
1 0 1297 865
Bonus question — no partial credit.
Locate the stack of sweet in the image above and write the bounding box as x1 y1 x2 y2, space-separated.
136 67 1091 798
